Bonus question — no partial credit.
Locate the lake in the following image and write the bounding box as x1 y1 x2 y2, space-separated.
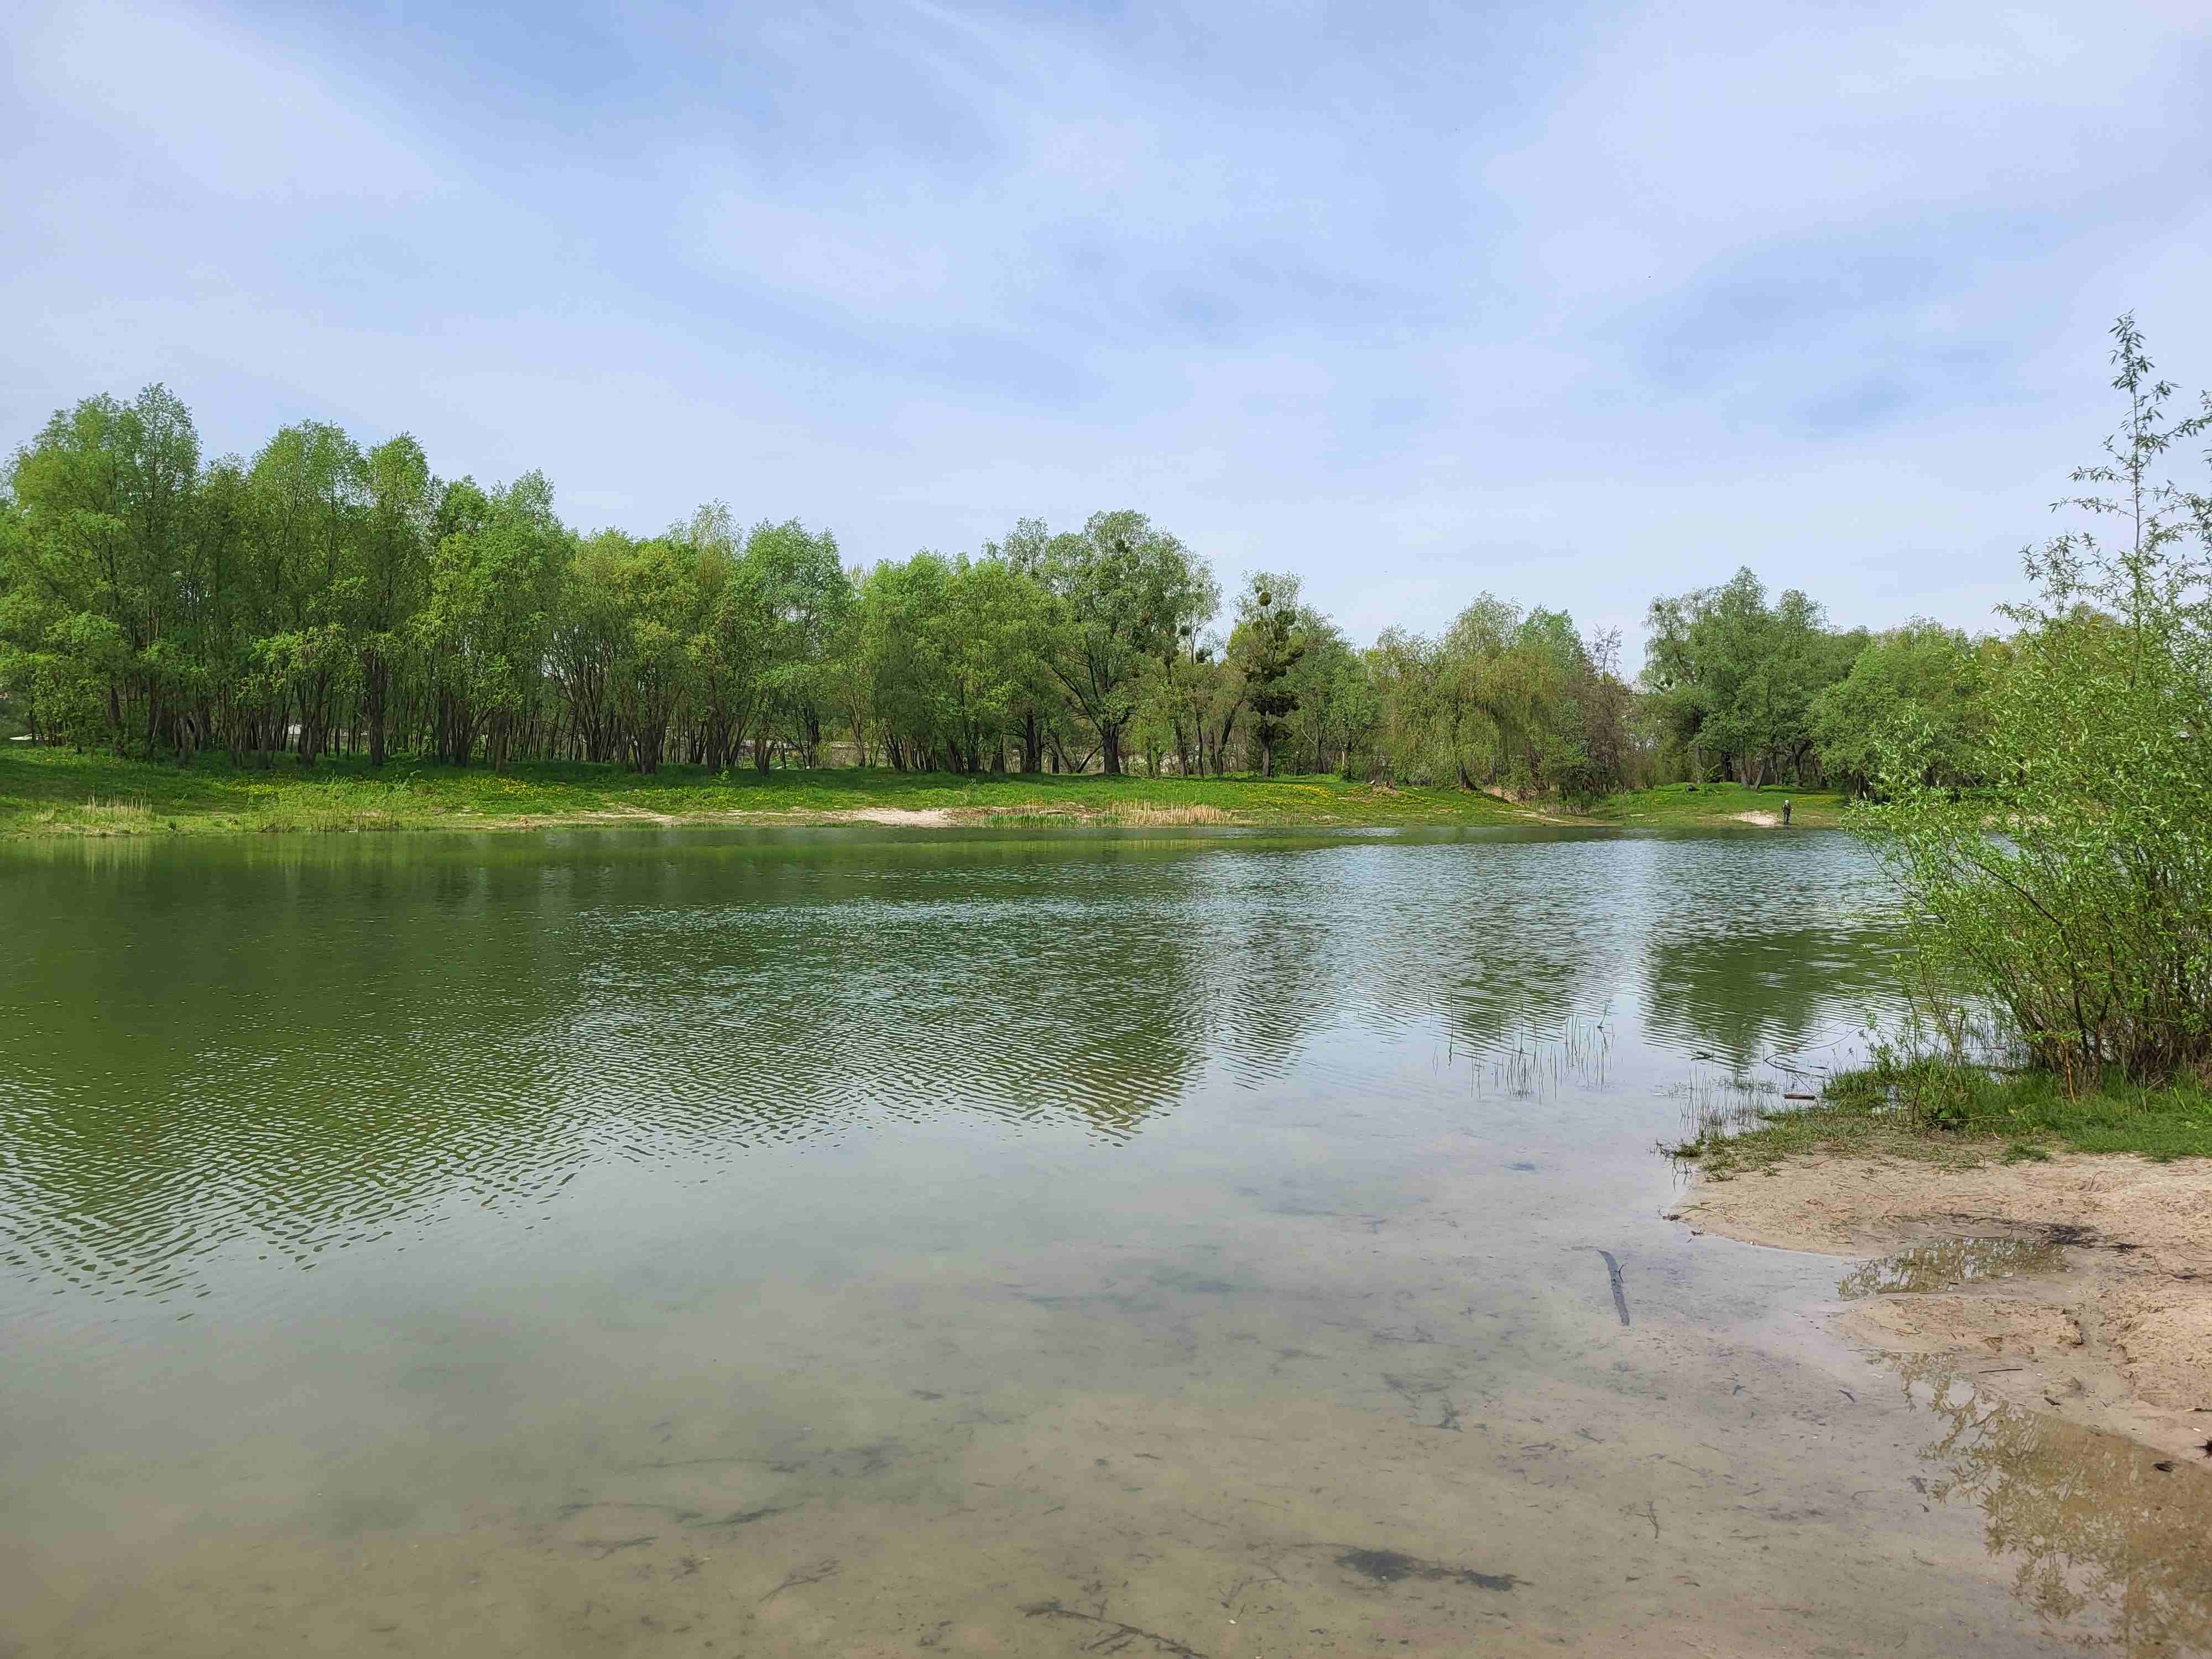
1 826 2201 1656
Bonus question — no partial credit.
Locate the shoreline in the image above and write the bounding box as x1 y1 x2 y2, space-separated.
0 750 1850 839
1670 1151 2212 1462
2 800 1593 838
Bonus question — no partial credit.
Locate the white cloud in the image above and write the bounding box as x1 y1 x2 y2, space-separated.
11 0 441 203
2 0 2207 673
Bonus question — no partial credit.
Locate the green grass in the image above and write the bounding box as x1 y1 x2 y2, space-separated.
1672 1055 2212 1176
0 744 1572 837
1590 781 1849 828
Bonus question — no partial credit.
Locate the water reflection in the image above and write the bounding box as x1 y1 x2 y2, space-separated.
1642 924 1890 1068
1839 1238 2068 1300
7 826 2158 1658
1888 1353 2212 1655
0 827 1895 1297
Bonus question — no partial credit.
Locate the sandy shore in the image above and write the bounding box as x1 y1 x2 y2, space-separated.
1671 1153 2212 1460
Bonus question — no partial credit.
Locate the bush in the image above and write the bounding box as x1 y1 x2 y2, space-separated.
1854 318 2212 1087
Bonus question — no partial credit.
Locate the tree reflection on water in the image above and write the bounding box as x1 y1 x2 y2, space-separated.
1887 1352 2212 1656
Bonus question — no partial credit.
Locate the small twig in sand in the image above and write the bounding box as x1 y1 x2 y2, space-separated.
1019 1601 1209 1657
580 1535 655 1558
760 1559 839 1603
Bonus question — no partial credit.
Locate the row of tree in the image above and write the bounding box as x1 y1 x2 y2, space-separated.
0 384 2019 799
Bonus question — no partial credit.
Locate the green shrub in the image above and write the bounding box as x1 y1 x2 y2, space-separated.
1855 318 2212 1087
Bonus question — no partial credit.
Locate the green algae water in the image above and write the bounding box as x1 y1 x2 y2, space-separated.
2 827 2204 1656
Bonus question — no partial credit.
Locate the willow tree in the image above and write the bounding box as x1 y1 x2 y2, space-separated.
1645 569 1863 786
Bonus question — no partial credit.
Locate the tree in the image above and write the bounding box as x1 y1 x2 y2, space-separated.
2 386 201 756
1645 568 1861 786
1811 621 1989 793
250 420 368 765
1232 572 1306 776
416 473 570 769
1859 317 2212 1084
606 533 707 774
982 518 1067 773
355 435 432 767
674 504 768 771
1035 510 1216 774
744 519 850 769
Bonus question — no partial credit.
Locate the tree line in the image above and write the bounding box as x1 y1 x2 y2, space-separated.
0 383 2073 802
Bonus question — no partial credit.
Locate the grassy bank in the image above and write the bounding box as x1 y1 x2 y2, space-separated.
1673 1056 2212 1176
0 747 1872 837
1588 780 1849 828
0 745 1573 836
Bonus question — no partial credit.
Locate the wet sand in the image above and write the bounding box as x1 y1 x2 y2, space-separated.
1672 1153 2212 1461
15 1144 2212 1657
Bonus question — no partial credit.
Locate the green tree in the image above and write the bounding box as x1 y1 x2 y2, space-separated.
249 421 367 765
416 473 570 769
744 519 851 769
356 435 434 768
1811 621 1989 793
672 504 768 772
1645 568 1861 786
1231 572 1306 776
1859 318 2212 1083
1035 510 1216 774
2 386 200 755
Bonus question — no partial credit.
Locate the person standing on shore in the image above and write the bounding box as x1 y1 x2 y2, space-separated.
1782 799 1792 826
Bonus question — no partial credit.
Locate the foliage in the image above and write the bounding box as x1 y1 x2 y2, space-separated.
1672 1054 2212 1176
1031 510 1215 775
1230 573 1306 778
1854 317 2212 1086
1362 597 1642 801
1809 620 1992 792
12 359 2174 818
1645 567 1865 787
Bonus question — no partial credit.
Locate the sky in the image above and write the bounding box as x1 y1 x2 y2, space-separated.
4 0 2209 664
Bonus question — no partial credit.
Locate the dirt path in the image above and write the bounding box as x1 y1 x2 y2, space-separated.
1671 1153 2212 1459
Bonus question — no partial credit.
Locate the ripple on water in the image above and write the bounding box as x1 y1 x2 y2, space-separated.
0 829 1895 1302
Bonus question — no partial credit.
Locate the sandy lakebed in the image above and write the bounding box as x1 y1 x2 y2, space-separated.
1671 1152 2212 1463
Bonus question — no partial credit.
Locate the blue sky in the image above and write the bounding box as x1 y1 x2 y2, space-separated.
5 1 2208 661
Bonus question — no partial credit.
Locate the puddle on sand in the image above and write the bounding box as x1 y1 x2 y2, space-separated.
1829 1237 2212 1651
1838 1237 2070 1300
1881 1351 2212 1654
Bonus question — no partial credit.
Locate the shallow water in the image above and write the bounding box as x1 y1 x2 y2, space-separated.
1 825 2204 1656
